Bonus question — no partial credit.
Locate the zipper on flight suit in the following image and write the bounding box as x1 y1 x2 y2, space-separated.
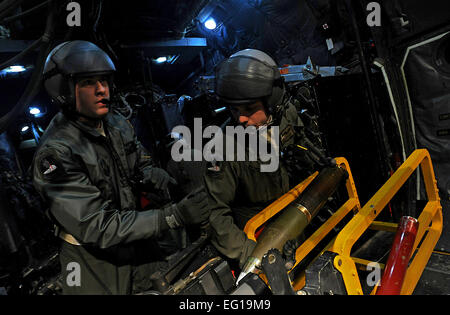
101 134 136 190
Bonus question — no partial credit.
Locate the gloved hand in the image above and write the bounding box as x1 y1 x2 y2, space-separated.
162 187 210 229
282 238 302 270
141 166 177 191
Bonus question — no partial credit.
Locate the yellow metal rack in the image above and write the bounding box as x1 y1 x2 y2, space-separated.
244 149 443 295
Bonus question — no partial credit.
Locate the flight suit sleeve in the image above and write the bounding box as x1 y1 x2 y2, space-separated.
204 161 256 268
32 143 167 248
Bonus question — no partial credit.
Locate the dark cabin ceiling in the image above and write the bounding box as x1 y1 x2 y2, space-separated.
1 0 398 137
1 0 346 95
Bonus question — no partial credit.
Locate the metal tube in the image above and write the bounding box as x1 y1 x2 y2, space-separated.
237 166 348 284
2 0 49 24
376 216 419 295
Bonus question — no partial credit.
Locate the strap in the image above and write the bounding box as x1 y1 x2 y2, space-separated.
42 66 59 81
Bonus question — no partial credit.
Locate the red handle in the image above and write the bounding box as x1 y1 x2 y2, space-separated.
376 216 419 295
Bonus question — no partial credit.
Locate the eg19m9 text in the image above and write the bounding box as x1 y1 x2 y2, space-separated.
223 299 270 310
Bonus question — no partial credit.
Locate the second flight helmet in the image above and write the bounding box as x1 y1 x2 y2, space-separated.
43 40 116 112
215 49 285 116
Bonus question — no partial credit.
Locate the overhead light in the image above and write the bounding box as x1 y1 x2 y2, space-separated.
204 18 217 30
155 56 168 63
28 106 46 118
152 55 179 65
21 125 29 133
3 65 26 73
29 107 41 116
0 65 27 78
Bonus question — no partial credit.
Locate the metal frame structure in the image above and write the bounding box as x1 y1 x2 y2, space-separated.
244 149 442 295
330 149 442 295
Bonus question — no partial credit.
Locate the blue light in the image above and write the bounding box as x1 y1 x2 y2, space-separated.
155 56 167 63
29 107 41 116
153 55 179 65
0 65 27 77
214 106 226 114
204 18 217 30
4 65 26 73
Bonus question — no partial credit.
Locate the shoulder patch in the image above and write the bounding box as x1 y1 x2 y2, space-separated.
207 160 222 172
280 124 295 145
36 148 67 181
206 160 227 177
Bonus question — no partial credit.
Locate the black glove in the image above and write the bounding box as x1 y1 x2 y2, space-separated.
162 187 210 229
141 166 177 191
282 238 302 270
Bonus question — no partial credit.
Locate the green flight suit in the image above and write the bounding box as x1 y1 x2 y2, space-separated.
32 110 170 294
204 101 305 268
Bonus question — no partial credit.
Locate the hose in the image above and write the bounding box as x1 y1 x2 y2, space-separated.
0 37 42 71
1 0 49 24
0 0 19 13
0 1 56 134
0 0 26 21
